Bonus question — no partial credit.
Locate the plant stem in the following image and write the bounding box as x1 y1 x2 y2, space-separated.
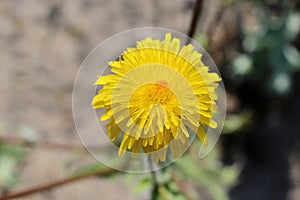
0 135 104 151
148 157 160 200
0 168 117 200
187 0 203 43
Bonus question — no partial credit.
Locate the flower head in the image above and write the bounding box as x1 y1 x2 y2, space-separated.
92 33 221 162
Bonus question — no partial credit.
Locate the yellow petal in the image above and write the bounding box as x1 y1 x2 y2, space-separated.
197 125 208 146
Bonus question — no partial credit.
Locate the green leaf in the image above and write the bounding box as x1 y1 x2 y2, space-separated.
220 165 239 186
0 155 17 187
158 185 186 200
222 0 238 6
232 54 253 76
195 34 208 49
175 155 229 200
285 12 300 40
269 72 291 95
223 111 252 134
17 125 39 143
70 163 117 178
0 123 3 136
283 45 300 71
133 177 151 195
0 144 26 159
0 141 27 188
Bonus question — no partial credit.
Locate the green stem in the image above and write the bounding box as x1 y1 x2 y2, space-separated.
148 157 160 200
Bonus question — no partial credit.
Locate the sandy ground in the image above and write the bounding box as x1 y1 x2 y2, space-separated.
0 0 191 199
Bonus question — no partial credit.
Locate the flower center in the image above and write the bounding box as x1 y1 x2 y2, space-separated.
148 81 171 104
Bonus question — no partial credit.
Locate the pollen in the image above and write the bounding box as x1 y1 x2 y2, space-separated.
147 81 172 104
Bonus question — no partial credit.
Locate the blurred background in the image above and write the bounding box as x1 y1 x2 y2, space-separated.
0 0 299 199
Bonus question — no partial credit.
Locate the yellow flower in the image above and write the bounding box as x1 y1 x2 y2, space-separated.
92 33 221 162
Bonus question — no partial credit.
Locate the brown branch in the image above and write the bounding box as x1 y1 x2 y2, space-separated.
187 0 203 43
0 167 117 200
0 135 104 151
